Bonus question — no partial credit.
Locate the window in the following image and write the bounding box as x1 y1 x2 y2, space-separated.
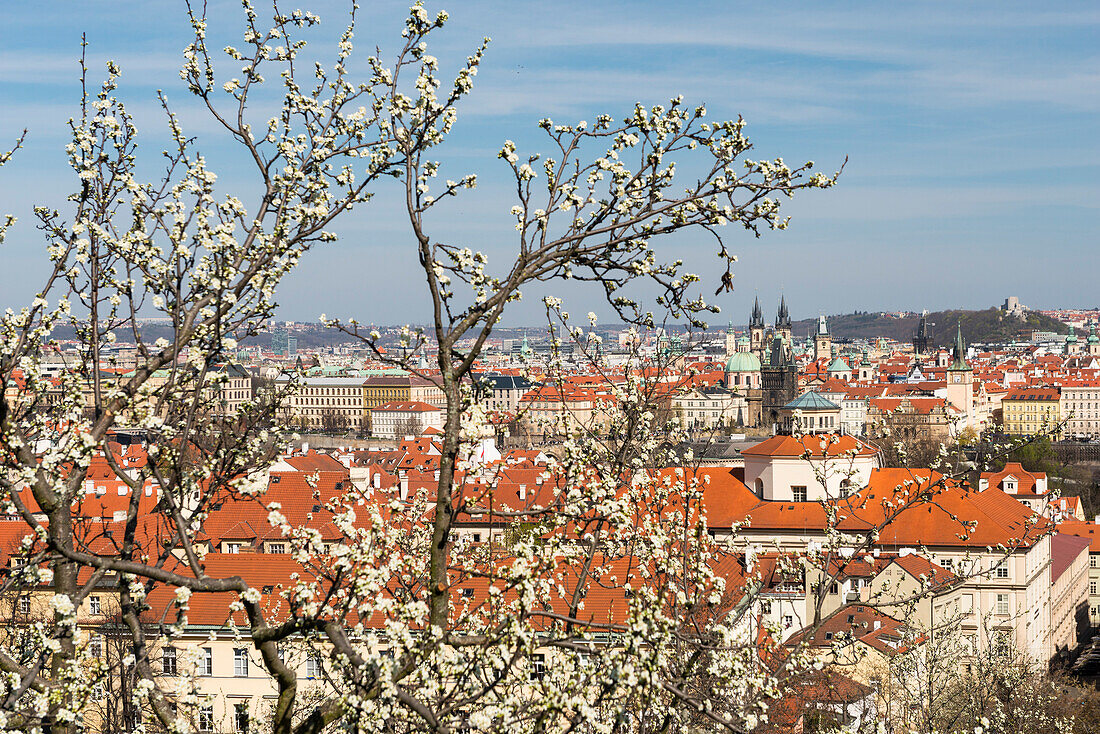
1091 582 1097 596
306 655 323 679
234 648 249 677
89 596 101 616
782 615 794 629
234 702 250 733
162 646 177 676
995 562 1009 579
791 486 807 502
1092 555 1097 568
89 635 103 658
226 542 242 554
529 653 546 681
17 597 28 615
268 543 286 554
199 647 213 676
198 706 214 732
996 593 1010 616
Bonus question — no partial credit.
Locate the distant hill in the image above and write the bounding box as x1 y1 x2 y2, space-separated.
791 309 1070 347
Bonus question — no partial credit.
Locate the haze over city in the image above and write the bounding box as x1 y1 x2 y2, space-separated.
0 1 1097 323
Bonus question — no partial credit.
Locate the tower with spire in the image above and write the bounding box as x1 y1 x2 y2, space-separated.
724 321 737 361
749 295 766 359
813 314 832 362
1088 320 1100 358
775 296 792 350
945 322 974 426
913 309 932 356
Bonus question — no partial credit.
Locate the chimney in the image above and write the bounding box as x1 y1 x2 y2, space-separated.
873 620 881 631
519 484 527 501
400 474 409 502
302 441 309 453
373 473 381 489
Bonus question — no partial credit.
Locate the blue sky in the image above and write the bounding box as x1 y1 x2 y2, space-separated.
0 1 1097 326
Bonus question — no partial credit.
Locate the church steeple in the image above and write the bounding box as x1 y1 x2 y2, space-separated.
813 313 832 362
948 322 969 371
776 296 791 330
913 309 932 356
750 296 764 329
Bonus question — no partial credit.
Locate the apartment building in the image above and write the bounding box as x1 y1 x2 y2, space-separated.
1001 387 1061 437
1059 381 1100 439
277 376 367 431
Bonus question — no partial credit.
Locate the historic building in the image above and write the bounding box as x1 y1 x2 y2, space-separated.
944 323 977 430
744 298 800 431
813 315 832 362
913 310 932 356
761 334 799 431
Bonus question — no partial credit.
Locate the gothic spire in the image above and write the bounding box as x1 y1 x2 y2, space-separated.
750 295 764 329
776 296 791 330
949 322 969 371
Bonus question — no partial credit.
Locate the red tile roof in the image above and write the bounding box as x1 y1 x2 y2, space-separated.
741 434 879 459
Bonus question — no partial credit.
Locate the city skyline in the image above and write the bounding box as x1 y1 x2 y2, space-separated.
0 1 1096 324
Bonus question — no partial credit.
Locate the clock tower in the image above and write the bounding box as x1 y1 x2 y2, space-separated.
944 322 973 426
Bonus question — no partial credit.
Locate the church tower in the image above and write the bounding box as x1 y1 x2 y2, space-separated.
749 296 766 359
857 350 875 382
945 323 974 426
775 296 793 349
813 314 832 362
913 310 932 356
724 321 737 361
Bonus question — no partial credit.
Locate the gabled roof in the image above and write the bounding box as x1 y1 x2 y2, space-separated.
787 604 910 655
741 433 879 459
885 553 956 587
980 462 1046 495
838 468 1047 548
1055 520 1100 553
1051 533 1093 582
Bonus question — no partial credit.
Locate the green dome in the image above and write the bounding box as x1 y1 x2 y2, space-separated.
1066 332 1078 343
827 357 850 372
725 351 761 373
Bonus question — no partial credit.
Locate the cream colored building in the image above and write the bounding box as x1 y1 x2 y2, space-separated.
277 376 367 431
671 385 748 430
1059 382 1100 439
